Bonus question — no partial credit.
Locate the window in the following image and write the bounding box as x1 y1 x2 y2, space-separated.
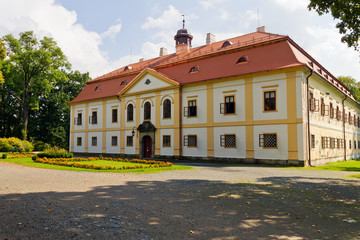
111 136 118 146
321 137 329 149
354 115 357 127
112 108 118 123
337 138 341 149
220 134 236 148
189 66 199 73
330 138 335 149
77 137 82 146
354 140 357 149
144 101 151 120
75 113 82 125
264 91 276 111
95 86 101 91
220 96 235 114
91 137 97 146
184 135 197 147
126 136 133 147
236 55 248 63
259 133 277 148
344 111 348 123
311 135 315 148
358 140 360 149
163 99 171 119
330 103 334 118
349 140 352 149
163 135 171 147
349 112 352 125
89 111 97 124
184 100 197 117
320 98 325 116
336 107 342 121
127 104 134 121
222 41 232 47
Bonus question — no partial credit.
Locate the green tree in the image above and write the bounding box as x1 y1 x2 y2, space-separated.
28 70 89 148
308 0 360 51
2 31 71 140
0 38 6 84
338 76 360 102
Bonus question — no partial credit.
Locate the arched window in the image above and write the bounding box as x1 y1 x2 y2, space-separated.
163 99 171 119
127 104 134 121
237 55 248 63
222 41 232 48
144 102 151 120
189 66 199 73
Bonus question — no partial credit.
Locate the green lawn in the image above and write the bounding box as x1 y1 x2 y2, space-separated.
289 159 360 178
0 157 193 173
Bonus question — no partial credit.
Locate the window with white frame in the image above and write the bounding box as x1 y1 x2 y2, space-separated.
184 135 197 147
259 133 277 148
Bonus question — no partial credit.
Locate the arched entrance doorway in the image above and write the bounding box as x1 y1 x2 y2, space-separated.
142 136 152 158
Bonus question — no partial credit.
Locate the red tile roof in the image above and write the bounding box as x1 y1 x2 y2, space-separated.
69 31 355 104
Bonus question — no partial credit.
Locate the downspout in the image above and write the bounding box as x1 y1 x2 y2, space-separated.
342 95 347 161
179 84 183 160
306 69 313 167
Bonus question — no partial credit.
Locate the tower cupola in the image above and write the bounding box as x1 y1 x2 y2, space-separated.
174 16 193 54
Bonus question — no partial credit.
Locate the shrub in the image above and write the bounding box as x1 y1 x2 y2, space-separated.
37 146 73 158
0 139 13 152
2 154 7 159
34 141 51 151
0 137 33 152
21 140 34 152
7 137 24 151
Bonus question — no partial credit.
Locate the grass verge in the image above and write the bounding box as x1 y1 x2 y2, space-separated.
0 157 193 173
288 159 360 178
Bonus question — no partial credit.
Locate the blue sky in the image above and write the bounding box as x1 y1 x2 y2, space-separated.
1 0 359 80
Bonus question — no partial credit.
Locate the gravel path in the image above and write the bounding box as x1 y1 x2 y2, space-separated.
0 161 359 240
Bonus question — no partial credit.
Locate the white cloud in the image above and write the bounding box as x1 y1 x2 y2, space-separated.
219 9 229 21
0 0 113 78
274 0 308 11
141 5 182 30
304 25 360 80
200 0 225 9
100 20 122 40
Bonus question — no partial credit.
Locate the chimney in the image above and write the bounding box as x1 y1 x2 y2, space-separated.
206 33 216 45
159 47 168 56
139 58 145 62
256 26 266 33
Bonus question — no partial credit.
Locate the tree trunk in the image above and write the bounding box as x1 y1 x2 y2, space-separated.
22 78 29 140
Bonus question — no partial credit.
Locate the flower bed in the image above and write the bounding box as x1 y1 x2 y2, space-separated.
32 157 173 170
7 153 36 159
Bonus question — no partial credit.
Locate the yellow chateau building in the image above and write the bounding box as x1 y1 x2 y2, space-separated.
69 25 360 166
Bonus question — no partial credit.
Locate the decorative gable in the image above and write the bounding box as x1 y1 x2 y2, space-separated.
118 68 179 96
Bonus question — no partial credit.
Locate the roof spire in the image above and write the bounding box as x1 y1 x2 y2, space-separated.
182 15 185 28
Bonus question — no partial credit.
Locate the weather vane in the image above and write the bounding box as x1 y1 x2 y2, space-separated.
182 15 185 28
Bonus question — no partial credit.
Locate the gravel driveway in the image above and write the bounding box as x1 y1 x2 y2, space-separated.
0 161 359 240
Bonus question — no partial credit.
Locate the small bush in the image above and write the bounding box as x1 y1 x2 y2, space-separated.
32 156 38 160
34 141 51 151
37 146 73 158
21 140 34 152
2 154 7 159
7 137 24 151
0 139 13 152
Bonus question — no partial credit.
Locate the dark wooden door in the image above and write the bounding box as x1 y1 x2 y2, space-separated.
143 136 152 158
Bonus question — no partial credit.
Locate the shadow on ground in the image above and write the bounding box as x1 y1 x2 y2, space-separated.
1 177 359 240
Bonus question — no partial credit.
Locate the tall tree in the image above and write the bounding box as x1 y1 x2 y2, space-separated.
338 76 360 102
28 70 89 148
0 38 6 84
2 31 70 139
308 0 360 51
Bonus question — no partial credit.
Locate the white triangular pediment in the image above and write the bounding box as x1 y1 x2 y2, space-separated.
126 73 171 94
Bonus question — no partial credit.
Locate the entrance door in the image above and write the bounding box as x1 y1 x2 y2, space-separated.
143 136 152 158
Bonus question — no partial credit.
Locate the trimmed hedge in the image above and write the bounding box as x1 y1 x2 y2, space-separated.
37 152 73 158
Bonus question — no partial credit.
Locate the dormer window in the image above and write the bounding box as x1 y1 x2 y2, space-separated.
237 55 248 64
120 80 127 86
222 41 232 48
95 86 101 91
124 66 132 71
189 66 199 73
